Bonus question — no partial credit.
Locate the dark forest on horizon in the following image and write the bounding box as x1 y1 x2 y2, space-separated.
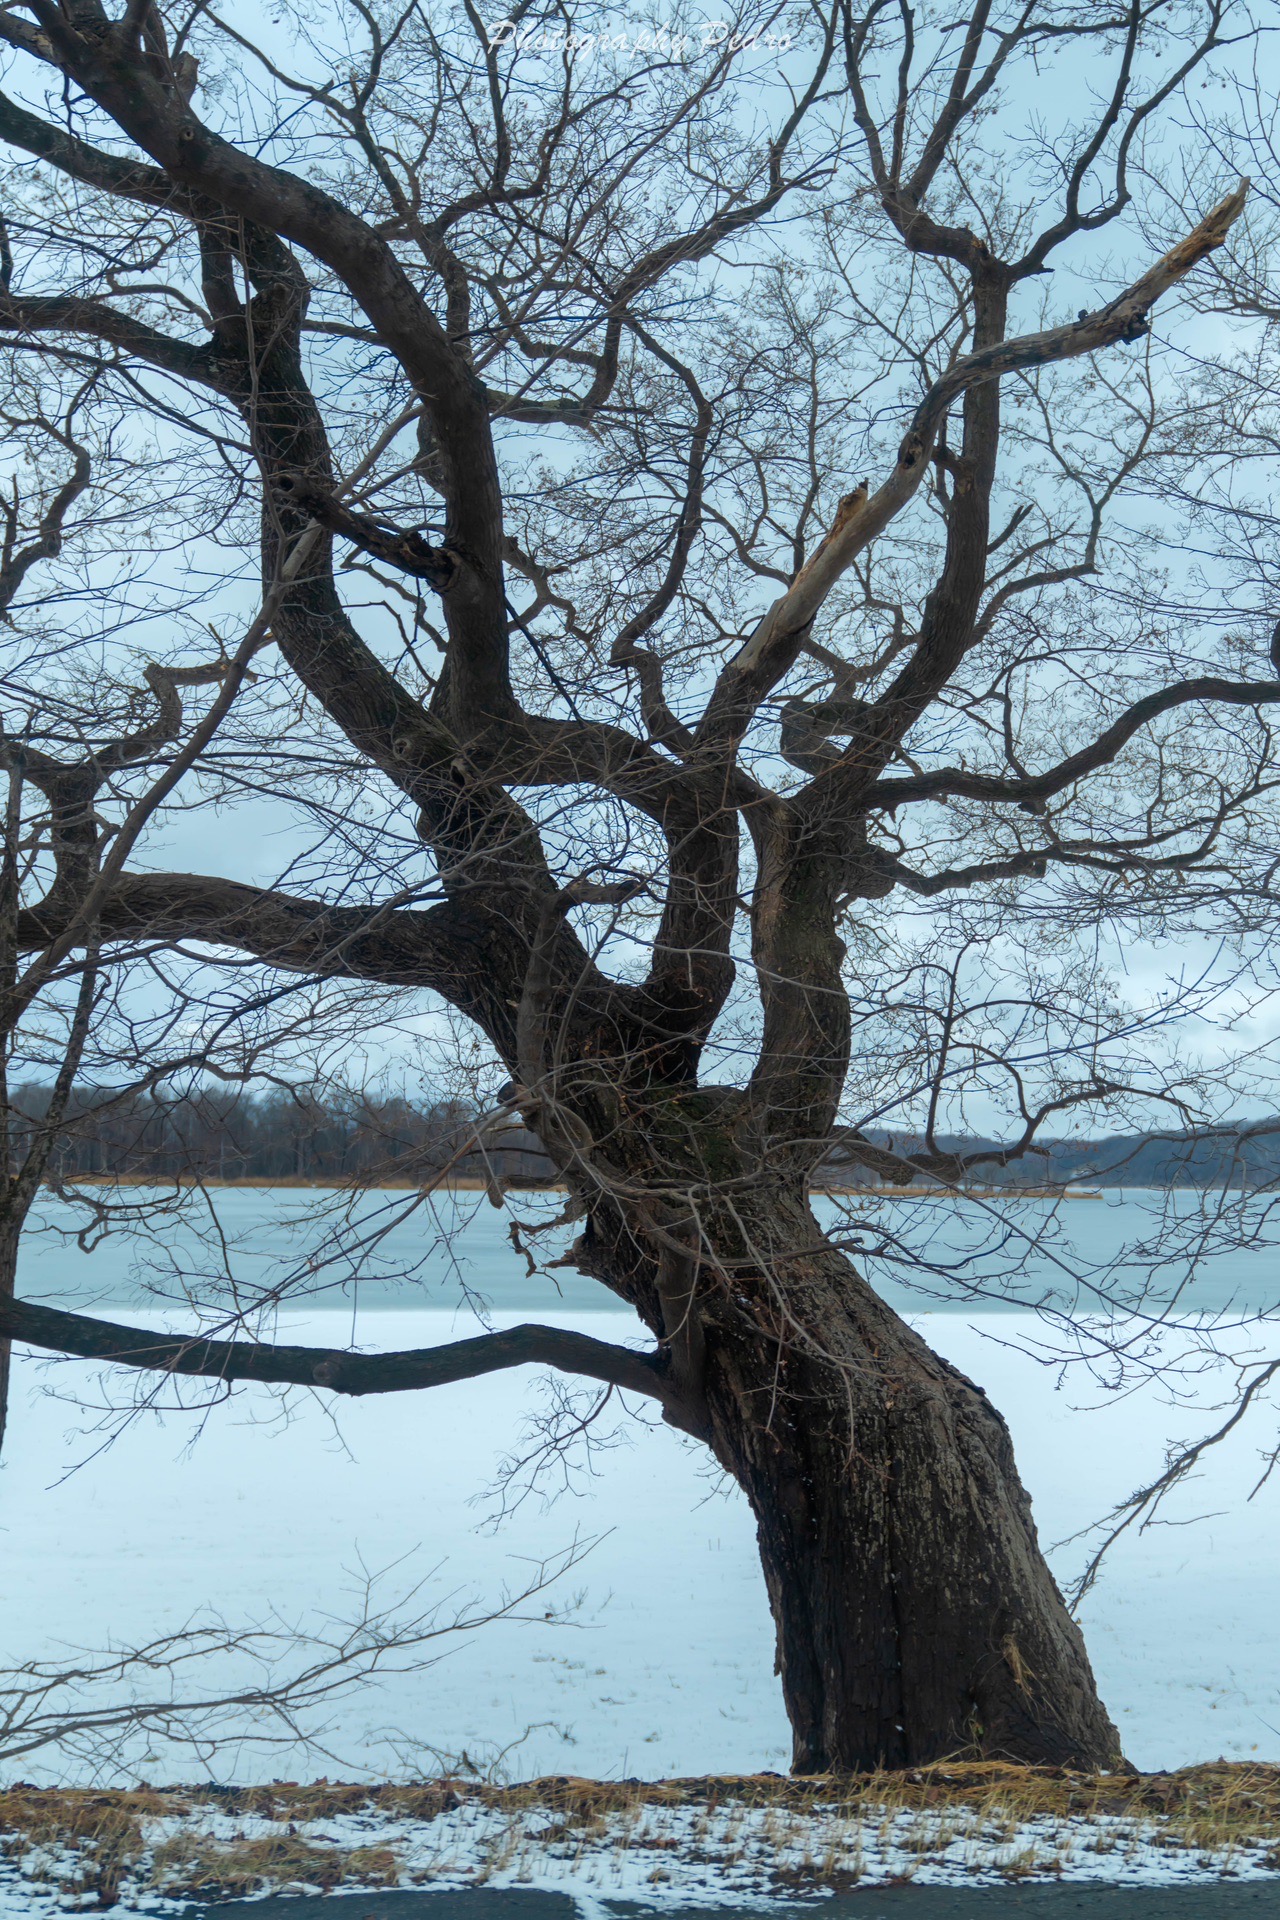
6 1085 1278 1192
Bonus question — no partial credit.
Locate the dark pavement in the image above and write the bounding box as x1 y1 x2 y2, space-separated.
190 1878 1280 1917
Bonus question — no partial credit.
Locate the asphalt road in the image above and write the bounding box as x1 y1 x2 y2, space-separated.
191 1880 1280 1918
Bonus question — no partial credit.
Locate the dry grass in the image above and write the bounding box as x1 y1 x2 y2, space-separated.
0 1788 166 1908
149 1831 401 1900
3 1763 1279 1906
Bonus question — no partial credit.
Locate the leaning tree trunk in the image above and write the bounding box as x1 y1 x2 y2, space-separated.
578 1174 1121 1774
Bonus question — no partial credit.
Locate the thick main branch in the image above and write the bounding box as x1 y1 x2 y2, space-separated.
0 1295 682 1414
17 872 539 1057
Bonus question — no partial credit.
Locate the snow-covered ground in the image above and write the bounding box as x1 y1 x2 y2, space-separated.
4 1295 1280 1785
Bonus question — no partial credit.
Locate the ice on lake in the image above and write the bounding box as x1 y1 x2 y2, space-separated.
4 1186 1280 1784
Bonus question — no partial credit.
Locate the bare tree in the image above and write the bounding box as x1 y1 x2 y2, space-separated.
0 1544 592 1783
2 0 1279 1774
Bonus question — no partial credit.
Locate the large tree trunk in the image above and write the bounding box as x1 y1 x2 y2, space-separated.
580 1174 1121 1774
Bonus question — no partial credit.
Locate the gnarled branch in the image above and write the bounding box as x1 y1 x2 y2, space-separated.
868 673 1280 813
698 180 1249 751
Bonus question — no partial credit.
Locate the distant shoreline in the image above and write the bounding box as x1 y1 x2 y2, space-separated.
51 1173 504 1190
46 1175 1118 1197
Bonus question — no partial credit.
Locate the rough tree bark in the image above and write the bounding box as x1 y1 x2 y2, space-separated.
715 1251 1119 1773
542 1065 1123 1770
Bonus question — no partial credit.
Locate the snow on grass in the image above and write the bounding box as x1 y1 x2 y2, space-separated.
4 1772 1280 1913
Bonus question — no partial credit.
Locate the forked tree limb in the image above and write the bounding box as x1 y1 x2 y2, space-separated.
0 287 227 391
699 179 1250 745
867 671 1280 812
0 1 514 717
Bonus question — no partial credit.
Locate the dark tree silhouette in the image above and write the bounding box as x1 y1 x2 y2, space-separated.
2 0 1279 1771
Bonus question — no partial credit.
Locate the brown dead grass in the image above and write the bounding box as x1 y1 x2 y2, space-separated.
149 1831 401 1900
0 1788 166 1908
3 1763 1279 1905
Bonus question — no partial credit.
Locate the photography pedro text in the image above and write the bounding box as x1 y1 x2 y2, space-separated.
484 21 794 58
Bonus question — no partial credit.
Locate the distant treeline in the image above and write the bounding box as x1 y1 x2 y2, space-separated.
827 1129 1280 1191
4 1086 552 1185
5 1086 1279 1188
1030 1130 1280 1190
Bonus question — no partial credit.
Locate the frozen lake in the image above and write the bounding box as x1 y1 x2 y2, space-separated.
4 1186 1280 1785
15 1182 1280 1321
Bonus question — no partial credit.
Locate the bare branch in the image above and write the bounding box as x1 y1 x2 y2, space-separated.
698 181 1249 748
0 1294 691 1422
868 673 1280 813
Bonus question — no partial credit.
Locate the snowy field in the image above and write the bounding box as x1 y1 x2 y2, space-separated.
5 1191 1280 1784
